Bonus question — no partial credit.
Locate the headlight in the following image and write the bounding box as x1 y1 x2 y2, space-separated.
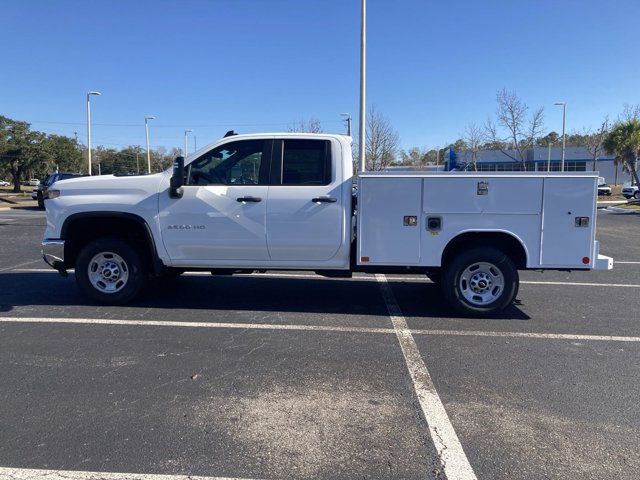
47 189 61 199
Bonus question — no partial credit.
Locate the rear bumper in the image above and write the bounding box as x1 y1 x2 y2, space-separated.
42 239 67 275
593 241 613 270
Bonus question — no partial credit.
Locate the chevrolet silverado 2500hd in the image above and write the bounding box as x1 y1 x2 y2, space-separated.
41 133 613 315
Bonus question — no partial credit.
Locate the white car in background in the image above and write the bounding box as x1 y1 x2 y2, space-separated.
27 179 40 187
0 180 10 187
597 177 612 196
622 184 639 199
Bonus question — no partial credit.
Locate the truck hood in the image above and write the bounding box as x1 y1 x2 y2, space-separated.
53 172 167 196
44 172 169 240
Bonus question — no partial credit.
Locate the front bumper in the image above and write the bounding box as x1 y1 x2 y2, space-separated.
42 239 67 275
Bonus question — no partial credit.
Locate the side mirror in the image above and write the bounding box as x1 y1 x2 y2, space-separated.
169 156 185 199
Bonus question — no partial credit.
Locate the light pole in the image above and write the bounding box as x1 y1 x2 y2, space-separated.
145 116 155 173
555 102 567 171
340 113 352 136
184 129 193 157
358 0 366 172
547 141 552 172
86 91 101 175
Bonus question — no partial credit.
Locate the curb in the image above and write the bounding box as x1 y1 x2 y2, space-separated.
606 206 640 215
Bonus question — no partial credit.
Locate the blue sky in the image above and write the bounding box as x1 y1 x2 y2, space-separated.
1 0 639 151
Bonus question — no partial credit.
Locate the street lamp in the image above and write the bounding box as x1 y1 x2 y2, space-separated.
86 91 101 175
340 113 352 136
145 116 155 174
554 102 567 171
358 0 366 172
184 129 193 157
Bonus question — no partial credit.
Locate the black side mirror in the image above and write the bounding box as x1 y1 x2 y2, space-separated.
169 156 185 199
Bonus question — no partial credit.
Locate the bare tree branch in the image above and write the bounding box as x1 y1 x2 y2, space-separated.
485 88 545 169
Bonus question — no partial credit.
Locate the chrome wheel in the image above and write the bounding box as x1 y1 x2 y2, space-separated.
88 252 129 294
459 261 504 306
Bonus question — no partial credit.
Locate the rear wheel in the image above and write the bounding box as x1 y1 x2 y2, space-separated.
634 191 640 200
442 247 518 316
75 237 146 304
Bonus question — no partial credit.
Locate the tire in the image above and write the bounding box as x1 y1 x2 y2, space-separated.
37 193 44 209
634 191 640 200
442 247 519 316
75 237 147 305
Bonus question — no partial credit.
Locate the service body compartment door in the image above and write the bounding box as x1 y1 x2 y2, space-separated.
541 177 596 267
358 177 422 265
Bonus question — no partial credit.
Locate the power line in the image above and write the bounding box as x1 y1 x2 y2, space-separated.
29 119 344 128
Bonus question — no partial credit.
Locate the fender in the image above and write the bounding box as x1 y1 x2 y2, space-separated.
61 211 164 275
441 229 530 268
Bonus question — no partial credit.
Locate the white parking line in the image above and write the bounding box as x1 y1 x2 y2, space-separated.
0 259 41 273
411 329 640 342
0 316 393 335
615 261 640 264
375 274 477 480
3 316 640 344
0 467 257 480
520 280 640 288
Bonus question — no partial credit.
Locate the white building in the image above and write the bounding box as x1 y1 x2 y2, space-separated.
455 147 630 185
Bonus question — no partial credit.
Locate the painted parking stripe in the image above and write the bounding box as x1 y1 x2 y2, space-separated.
2 317 640 344
0 316 394 335
519 280 640 288
411 329 640 343
12 268 640 289
375 274 477 480
0 259 42 273
0 467 257 480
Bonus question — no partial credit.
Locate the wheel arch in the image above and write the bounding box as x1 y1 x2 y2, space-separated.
441 230 529 269
61 211 163 274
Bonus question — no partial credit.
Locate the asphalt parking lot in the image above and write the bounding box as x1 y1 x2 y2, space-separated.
0 207 639 480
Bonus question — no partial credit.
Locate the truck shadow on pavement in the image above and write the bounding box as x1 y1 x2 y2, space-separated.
0 272 530 320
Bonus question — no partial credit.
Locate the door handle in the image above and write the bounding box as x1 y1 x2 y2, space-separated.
236 196 262 203
312 196 337 203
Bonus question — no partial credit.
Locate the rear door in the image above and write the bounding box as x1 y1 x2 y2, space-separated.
266 138 344 261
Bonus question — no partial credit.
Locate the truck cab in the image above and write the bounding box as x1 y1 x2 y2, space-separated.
42 132 613 316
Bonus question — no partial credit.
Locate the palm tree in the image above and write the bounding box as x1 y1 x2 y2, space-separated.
603 119 640 187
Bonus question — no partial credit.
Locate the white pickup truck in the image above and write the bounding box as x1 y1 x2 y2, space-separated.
42 132 613 315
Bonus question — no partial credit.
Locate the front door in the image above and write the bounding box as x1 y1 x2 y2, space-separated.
266 138 344 261
159 139 271 263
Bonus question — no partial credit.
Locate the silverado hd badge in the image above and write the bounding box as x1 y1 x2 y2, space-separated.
167 224 206 230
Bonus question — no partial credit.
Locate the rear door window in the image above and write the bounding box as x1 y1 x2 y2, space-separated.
281 139 331 185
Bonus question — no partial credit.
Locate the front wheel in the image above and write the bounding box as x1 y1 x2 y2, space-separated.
442 247 519 316
634 191 640 200
75 237 147 305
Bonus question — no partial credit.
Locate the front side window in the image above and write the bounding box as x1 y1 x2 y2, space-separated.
187 140 268 186
281 139 331 185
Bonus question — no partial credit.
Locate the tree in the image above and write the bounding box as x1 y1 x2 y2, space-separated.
603 119 640 188
485 88 545 169
288 118 322 133
356 105 400 171
0 116 48 192
401 147 428 166
583 118 609 171
462 123 483 171
44 134 84 173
